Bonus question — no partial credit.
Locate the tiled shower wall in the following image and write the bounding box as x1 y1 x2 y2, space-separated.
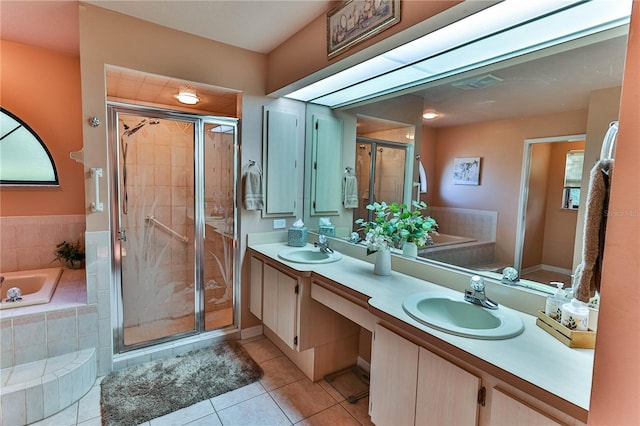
0 215 86 272
119 119 194 329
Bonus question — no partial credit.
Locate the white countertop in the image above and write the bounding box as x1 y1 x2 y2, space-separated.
249 242 594 414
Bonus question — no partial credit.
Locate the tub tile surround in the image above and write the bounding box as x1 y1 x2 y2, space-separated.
248 234 594 420
426 206 498 241
0 270 94 369
0 348 96 426
0 215 85 272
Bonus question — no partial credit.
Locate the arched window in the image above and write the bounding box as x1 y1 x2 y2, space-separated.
0 107 59 186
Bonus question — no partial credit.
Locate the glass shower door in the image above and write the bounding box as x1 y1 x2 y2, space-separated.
202 122 236 331
110 104 239 353
354 138 409 230
114 111 196 349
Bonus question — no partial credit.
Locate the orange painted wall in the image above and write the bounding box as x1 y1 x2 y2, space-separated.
588 2 640 424
522 143 552 269
267 1 462 94
428 109 587 265
0 40 84 216
541 141 584 270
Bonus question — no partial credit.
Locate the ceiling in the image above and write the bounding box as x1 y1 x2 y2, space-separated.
1 1 630 127
351 31 629 128
0 0 332 55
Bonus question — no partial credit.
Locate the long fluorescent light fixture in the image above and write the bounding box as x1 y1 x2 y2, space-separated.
285 0 632 108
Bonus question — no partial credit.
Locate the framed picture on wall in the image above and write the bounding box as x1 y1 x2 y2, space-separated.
327 0 401 59
453 157 481 185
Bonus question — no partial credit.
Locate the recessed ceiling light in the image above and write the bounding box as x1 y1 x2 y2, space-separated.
176 89 199 105
422 112 438 120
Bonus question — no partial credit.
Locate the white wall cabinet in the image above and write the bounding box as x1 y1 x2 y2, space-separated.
263 108 298 217
310 115 343 216
370 324 480 426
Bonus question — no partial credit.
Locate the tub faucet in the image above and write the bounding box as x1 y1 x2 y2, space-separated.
464 275 498 310
314 235 334 254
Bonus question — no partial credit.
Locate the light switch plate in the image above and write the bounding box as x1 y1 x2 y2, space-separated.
273 219 286 229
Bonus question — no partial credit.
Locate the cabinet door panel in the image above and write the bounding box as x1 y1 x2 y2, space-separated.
370 325 419 426
489 388 562 426
416 347 480 426
262 264 278 332
263 109 298 216
278 272 298 350
311 115 343 215
249 256 263 319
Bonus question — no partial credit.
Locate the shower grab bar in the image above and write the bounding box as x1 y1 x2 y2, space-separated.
90 168 104 212
145 215 189 244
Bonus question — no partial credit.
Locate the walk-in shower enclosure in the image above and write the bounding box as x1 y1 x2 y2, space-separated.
108 103 239 353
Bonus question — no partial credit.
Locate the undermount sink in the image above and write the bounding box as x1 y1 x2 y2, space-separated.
278 247 342 264
402 292 524 340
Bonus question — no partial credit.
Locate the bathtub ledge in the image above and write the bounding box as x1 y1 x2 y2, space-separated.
0 347 96 426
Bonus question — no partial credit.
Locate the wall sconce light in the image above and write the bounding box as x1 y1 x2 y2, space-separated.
176 88 200 105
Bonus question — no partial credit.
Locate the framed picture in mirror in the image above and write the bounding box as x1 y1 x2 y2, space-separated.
453 157 481 185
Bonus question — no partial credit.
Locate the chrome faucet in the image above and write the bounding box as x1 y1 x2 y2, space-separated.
314 235 334 254
464 275 498 310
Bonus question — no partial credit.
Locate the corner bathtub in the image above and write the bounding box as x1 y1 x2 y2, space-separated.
0 267 62 310
428 233 477 247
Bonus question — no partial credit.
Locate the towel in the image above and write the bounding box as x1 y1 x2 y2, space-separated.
343 174 359 209
243 164 264 211
574 159 613 302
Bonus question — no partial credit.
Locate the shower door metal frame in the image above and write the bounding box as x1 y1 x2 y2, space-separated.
107 102 240 354
357 136 414 222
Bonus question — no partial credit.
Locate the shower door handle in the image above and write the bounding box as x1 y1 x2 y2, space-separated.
118 229 127 242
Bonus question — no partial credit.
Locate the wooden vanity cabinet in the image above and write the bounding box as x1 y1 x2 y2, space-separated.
370 324 575 426
249 252 360 380
370 324 480 426
262 263 298 350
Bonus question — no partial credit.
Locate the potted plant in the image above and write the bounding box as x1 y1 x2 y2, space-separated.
396 201 438 256
53 239 85 269
355 201 438 273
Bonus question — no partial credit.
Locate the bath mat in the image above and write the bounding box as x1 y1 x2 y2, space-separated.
100 341 263 426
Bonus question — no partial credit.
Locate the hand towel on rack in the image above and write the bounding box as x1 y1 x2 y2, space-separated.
342 174 359 209
574 159 613 302
243 164 264 211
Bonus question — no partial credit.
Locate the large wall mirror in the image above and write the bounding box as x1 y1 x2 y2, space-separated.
302 18 629 292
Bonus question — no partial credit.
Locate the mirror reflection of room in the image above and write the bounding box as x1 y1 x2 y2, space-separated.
341 27 627 292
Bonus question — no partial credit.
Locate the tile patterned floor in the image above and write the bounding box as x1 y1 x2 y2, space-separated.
30 336 374 426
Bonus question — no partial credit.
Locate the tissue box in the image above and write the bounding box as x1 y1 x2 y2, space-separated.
319 225 335 237
288 227 308 247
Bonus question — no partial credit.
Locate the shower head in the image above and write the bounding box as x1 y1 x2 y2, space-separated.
122 119 148 137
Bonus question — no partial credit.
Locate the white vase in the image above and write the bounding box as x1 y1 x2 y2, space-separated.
402 242 418 258
374 246 392 276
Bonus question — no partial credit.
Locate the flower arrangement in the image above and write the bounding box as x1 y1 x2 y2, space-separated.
355 201 438 254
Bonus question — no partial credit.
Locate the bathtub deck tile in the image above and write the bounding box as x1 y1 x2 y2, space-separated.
1 386 26 426
6 359 45 386
44 352 78 375
25 382 45 424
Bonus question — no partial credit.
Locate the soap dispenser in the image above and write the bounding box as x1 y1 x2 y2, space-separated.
544 282 565 322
